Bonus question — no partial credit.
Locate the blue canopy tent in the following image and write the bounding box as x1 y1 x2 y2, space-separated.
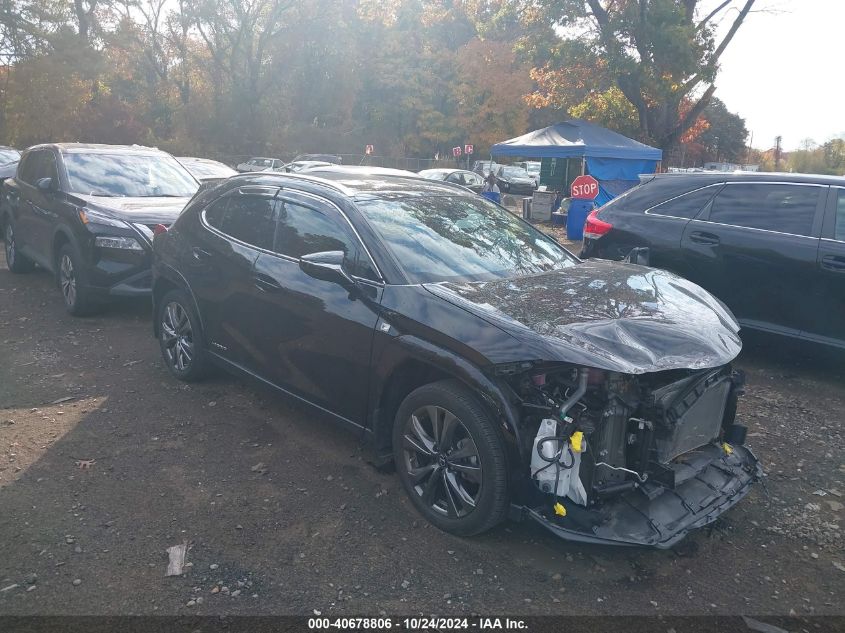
490 119 662 206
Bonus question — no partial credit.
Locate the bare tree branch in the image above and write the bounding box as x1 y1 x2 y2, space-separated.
697 0 732 30
681 0 756 94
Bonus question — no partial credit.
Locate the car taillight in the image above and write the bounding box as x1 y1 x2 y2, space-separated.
152 224 169 236
583 209 613 240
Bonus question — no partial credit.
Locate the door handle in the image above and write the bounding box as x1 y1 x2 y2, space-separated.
689 231 720 246
252 273 282 292
821 255 845 272
191 247 213 261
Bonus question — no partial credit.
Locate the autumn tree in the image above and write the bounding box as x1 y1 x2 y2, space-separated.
683 97 748 164
528 0 756 153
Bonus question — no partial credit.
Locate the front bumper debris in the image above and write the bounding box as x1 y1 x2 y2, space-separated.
521 442 762 548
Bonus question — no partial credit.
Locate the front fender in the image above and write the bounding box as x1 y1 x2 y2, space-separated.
366 334 525 473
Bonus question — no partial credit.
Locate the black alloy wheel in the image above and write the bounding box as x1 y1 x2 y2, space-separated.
393 380 509 536
57 244 98 316
157 289 209 381
59 251 76 307
4 222 35 273
403 404 482 519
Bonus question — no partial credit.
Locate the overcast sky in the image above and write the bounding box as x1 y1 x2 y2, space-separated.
714 0 844 151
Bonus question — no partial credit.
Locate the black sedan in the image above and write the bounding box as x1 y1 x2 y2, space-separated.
151 171 760 548
581 172 845 350
495 165 536 195
418 168 485 193
2 143 199 315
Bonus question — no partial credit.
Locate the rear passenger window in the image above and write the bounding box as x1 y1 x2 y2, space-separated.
648 185 720 219
708 183 820 237
204 195 277 250
835 190 845 242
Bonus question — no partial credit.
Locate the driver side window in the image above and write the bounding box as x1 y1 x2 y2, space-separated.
273 200 379 281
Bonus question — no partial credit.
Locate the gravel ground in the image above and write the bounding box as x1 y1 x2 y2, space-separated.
0 246 843 619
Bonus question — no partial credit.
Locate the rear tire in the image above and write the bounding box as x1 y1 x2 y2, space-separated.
57 243 100 316
157 289 210 382
4 220 35 273
392 380 509 536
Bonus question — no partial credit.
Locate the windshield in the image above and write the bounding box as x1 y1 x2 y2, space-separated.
356 195 576 283
524 162 540 174
64 153 199 197
501 166 529 178
0 148 20 164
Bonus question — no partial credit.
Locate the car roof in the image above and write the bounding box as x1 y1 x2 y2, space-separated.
300 165 418 179
220 170 472 198
292 160 331 166
178 156 227 165
27 143 170 155
420 168 477 175
647 171 845 187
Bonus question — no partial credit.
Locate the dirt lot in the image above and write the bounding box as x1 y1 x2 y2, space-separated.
0 245 843 618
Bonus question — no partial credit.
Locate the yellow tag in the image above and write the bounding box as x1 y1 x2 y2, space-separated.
722 442 733 455
554 502 567 517
570 431 584 453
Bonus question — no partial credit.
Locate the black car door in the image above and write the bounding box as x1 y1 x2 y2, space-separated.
813 185 845 345
185 186 279 371
679 181 825 337
250 190 383 426
632 182 724 273
13 150 52 265
22 150 62 264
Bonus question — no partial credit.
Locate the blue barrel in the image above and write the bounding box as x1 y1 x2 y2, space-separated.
481 191 501 204
566 199 596 241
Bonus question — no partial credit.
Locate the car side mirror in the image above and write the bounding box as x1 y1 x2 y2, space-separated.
36 177 55 191
299 250 356 290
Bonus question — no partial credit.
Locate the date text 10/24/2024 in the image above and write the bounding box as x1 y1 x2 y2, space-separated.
308 617 528 630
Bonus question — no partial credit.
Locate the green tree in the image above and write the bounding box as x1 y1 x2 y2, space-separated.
694 97 748 163
528 0 756 153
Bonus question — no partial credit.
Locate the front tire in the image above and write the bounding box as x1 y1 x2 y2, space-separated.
157 289 209 382
4 221 35 273
57 244 100 316
392 380 509 536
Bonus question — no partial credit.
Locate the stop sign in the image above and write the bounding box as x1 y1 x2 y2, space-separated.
571 175 599 200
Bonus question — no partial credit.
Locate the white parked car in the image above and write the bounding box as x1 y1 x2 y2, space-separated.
236 157 285 173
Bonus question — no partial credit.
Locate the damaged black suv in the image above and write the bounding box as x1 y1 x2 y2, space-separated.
152 171 761 548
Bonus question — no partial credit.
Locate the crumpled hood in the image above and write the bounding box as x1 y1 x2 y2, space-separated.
76 195 191 224
423 259 742 374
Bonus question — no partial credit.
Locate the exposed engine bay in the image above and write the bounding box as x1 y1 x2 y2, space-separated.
506 363 762 547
